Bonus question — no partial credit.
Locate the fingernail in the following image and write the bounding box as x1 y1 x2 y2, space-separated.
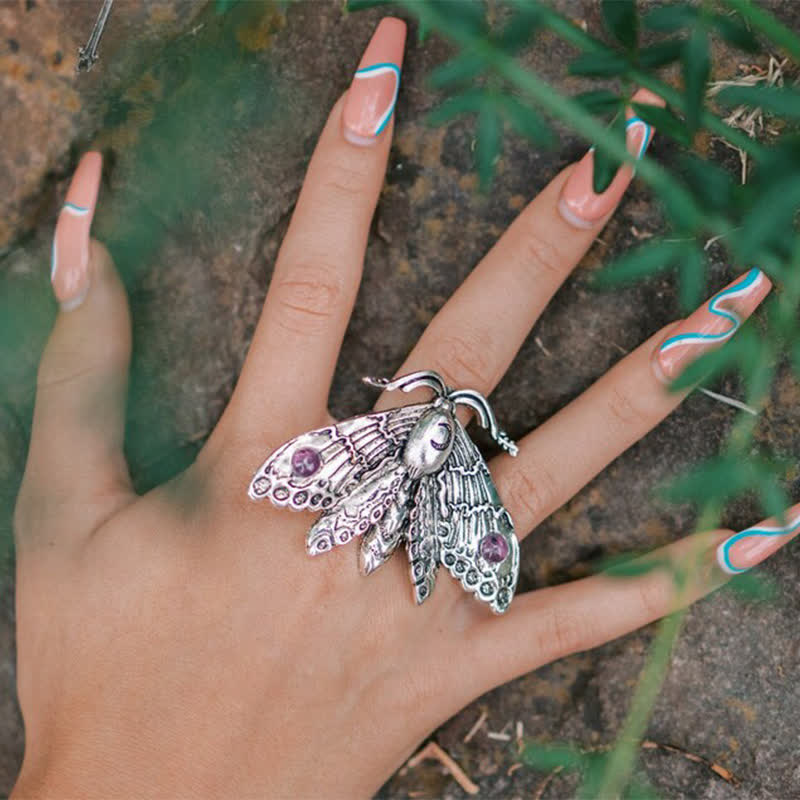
558 88 664 229
342 17 406 146
717 503 800 575
51 151 102 311
653 268 771 383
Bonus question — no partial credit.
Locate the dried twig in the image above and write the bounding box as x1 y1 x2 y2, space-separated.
640 740 740 786
532 766 564 800
463 709 488 743
406 741 480 796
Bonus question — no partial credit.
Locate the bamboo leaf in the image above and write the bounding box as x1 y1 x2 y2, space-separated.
725 570 778 603
602 0 638 50
677 154 735 214
592 113 627 193
522 742 586 772
497 95 555 146
429 52 487 88
346 0 393 9
678 245 706 312
638 37 686 68
644 2 698 32
594 240 682 287
569 50 630 77
632 102 691 146
426 88 487 126
598 553 673 579
476 105 502 191
683 26 710 134
574 89 622 114
499 2 544 51
711 12 760 53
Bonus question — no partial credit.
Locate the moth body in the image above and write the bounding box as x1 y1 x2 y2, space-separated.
402 406 455 480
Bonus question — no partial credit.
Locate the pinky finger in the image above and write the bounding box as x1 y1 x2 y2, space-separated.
468 503 800 690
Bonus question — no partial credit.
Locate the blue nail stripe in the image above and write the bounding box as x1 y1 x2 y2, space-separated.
717 512 800 574
625 116 652 159
353 61 401 136
658 268 764 355
63 201 91 215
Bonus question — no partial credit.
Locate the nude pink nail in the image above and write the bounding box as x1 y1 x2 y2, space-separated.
558 88 664 229
342 17 406 146
51 151 102 311
717 502 800 575
653 268 771 384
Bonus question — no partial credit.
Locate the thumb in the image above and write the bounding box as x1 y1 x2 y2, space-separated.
16 153 134 551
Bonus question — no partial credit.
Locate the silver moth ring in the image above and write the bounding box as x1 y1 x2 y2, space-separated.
248 370 520 614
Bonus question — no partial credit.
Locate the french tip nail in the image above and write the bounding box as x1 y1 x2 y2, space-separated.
59 285 89 312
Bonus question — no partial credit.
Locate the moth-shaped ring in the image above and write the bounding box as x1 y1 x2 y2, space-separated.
248 371 520 614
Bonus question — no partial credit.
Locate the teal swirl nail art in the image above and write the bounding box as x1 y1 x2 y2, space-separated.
717 511 800 574
353 62 400 136
658 268 765 357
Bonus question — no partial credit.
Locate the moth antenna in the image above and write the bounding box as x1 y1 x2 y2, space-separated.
363 371 448 398
449 389 519 457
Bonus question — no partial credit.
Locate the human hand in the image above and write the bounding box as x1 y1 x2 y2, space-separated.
13 17 790 799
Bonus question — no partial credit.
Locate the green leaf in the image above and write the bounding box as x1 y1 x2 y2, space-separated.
734 175 800 261
683 26 710 134
725 570 778 603
677 245 706 312
644 2 697 32
669 328 759 391
521 742 586 772
594 239 682 287
638 37 686 68
574 89 622 114
711 12 760 53
428 52 487 89
476 105 502 191
426 89 487 126
661 457 752 506
716 85 800 121
568 50 630 77
758 478 789 523
631 102 691 146
677 154 735 214
497 95 555 147
499 2 544 51
592 112 627 194
602 0 638 50
597 553 673 579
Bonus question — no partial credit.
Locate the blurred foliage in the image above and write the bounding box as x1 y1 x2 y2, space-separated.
346 0 799 796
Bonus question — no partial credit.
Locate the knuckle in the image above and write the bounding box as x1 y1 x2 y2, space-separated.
518 224 567 285
605 384 652 430
499 461 559 528
271 263 345 335
536 604 587 663
318 159 372 204
429 329 497 392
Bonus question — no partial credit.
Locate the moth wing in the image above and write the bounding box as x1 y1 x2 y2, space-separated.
406 474 440 605
307 462 408 556
434 421 519 614
248 403 427 512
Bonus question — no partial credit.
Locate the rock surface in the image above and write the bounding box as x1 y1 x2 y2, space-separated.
1 0 799 797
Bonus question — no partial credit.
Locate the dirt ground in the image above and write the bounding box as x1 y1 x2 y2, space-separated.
2 1 800 797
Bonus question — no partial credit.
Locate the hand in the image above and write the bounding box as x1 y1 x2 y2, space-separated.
13 17 789 799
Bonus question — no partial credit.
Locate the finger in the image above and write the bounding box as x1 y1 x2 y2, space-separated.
223 18 406 439
376 89 664 411
470 499 800 688
491 268 771 540
16 153 134 549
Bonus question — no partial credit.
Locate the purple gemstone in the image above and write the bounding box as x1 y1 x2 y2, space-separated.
291 447 321 478
479 533 509 564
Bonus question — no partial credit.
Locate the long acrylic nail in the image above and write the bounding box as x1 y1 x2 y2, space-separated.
51 151 102 311
717 503 800 575
653 268 771 384
558 88 663 229
342 17 406 146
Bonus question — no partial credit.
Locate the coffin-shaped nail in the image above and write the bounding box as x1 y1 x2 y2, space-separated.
558 88 664 229
342 17 406 146
51 151 102 311
717 503 800 575
653 268 771 384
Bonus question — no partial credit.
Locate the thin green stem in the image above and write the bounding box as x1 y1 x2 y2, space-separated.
724 0 800 61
